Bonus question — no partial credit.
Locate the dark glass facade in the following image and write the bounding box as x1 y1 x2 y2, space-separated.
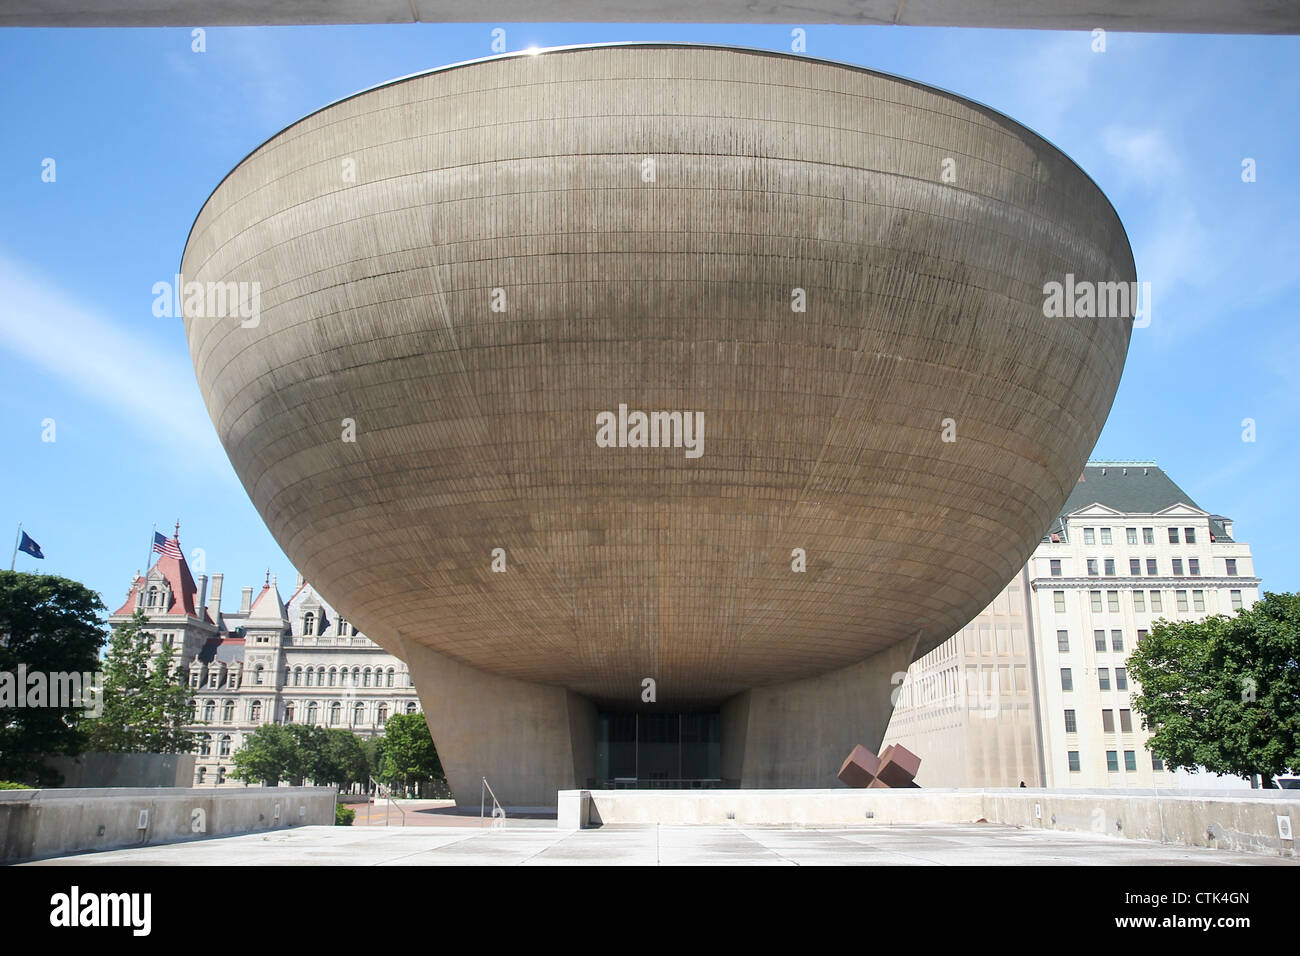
593 711 725 788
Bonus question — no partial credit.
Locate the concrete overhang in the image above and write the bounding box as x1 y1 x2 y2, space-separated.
2 0 1299 34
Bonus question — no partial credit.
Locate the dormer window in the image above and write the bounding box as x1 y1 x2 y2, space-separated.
303 612 315 636
147 586 158 607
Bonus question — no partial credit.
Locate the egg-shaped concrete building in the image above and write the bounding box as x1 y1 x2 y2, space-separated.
182 44 1134 805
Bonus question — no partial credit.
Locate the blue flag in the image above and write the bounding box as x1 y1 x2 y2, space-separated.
18 531 44 559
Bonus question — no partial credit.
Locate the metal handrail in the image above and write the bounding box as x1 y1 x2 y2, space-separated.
369 776 406 827
480 776 506 828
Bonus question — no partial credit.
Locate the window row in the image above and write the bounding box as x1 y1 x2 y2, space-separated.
300 611 359 637
1063 708 1134 733
197 733 235 757
1055 557 1238 577
1056 629 1142 653
287 665 403 688
283 700 419 724
195 767 227 785
1066 750 1162 772
1059 667 1128 692
1080 526 1198 546
1052 588 1242 614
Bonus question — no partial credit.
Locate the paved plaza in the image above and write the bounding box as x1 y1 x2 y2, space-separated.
25 821 1296 866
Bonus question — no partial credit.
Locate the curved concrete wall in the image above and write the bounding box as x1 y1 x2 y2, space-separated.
182 45 1133 800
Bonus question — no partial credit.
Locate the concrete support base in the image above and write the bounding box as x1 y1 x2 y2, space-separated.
398 636 595 808
403 632 921 802
722 636 921 788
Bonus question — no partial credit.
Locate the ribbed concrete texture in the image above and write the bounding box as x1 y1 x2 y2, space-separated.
5 0 1299 33
182 45 1134 802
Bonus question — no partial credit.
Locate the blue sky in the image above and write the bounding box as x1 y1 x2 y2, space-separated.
1 23 1296 617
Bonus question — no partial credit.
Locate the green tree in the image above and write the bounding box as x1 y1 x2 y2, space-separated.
377 712 446 796
313 728 370 789
1128 591 1300 786
234 724 370 788
85 610 195 754
233 723 307 786
0 571 105 785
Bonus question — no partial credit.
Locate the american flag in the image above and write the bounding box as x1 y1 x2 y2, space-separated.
153 531 182 560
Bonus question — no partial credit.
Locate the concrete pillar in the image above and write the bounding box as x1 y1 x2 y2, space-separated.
722 634 922 789
395 634 596 808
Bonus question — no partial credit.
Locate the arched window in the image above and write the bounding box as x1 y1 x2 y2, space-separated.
219 734 232 757
222 699 235 722
303 612 315 636
188 699 197 720
197 767 206 784
339 668 348 687
329 702 341 726
293 666 302 687
337 618 347 636
386 668 395 688
203 700 216 722
352 667 360 686
250 700 262 721
216 767 225 785
305 668 314 687
377 704 388 724
306 701 318 724
328 667 337 686
406 702 417 715
199 734 211 756
147 586 158 607
363 668 371 687
317 667 325 686
353 703 364 725
284 702 295 722
254 664 264 686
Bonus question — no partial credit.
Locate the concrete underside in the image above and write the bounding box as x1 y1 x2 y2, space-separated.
405 633 917 806
4 1 1299 33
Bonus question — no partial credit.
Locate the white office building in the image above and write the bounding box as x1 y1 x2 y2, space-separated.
886 461 1262 788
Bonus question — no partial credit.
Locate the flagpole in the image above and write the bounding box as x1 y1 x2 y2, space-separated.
10 522 20 572
145 522 156 574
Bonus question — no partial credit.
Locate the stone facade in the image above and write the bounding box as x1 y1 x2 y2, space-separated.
109 535 420 787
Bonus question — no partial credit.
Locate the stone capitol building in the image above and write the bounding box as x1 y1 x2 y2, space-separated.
109 527 421 787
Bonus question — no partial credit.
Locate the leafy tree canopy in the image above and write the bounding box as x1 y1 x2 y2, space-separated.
0 571 105 785
377 712 444 791
1128 591 1300 784
85 610 195 754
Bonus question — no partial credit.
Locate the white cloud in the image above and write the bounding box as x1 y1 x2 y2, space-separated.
0 253 234 475
1102 126 1182 184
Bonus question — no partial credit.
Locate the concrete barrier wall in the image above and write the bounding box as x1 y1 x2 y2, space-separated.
0 786 336 864
43 752 196 789
984 789 1300 857
560 788 1299 858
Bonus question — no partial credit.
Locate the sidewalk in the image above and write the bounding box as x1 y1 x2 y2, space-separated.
349 799 556 828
